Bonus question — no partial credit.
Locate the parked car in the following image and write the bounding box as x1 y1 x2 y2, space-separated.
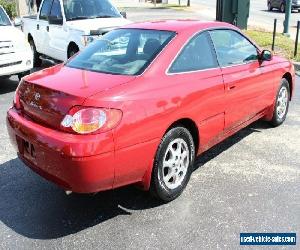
7 21 295 202
268 0 300 12
0 6 33 79
22 0 131 66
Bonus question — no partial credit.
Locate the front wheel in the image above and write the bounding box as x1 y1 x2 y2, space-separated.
68 46 79 59
29 39 42 67
270 79 290 127
268 2 273 11
150 127 195 202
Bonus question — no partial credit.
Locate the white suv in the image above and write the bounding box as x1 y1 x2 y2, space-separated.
0 6 33 79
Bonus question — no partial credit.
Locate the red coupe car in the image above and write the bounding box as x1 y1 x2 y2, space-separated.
7 20 295 202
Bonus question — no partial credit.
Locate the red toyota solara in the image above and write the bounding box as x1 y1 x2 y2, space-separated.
7 21 295 202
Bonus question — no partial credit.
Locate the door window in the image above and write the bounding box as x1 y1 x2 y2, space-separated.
49 0 63 19
209 29 258 67
40 0 53 20
169 32 218 74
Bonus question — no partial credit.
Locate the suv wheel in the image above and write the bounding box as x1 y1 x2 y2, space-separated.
280 3 285 13
268 2 273 11
29 39 42 67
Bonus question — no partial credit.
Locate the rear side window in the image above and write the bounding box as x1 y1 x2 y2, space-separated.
40 0 53 20
169 32 218 74
49 0 62 19
209 29 258 67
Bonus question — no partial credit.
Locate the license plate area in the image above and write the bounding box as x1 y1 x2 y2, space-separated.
16 136 37 163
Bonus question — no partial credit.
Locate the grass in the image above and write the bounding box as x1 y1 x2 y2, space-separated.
244 30 300 62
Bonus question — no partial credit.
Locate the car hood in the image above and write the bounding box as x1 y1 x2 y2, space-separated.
67 17 132 34
0 25 25 42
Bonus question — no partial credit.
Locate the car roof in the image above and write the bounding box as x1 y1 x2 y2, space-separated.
121 20 236 33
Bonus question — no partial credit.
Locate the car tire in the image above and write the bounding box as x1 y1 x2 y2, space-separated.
270 79 290 127
268 2 273 11
280 3 285 13
18 70 31 80
68 45 79 59
29 39 42 67
150 127 195 202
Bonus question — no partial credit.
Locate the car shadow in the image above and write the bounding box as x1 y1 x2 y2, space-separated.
0 77 19 95
193 120 269 170
0 120 270 240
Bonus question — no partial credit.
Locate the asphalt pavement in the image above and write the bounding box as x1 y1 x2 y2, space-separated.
0 5 300 250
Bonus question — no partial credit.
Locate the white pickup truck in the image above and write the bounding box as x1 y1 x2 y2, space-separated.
22 0 131 66
0 6 33 78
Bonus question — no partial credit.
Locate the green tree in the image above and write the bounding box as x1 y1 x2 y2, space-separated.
0 0 17 18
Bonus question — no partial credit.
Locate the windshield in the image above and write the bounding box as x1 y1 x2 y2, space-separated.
66 29 176 76
0 7 11 26
63 0 121 21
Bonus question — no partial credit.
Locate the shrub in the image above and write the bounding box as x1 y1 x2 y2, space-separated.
0 0 17 18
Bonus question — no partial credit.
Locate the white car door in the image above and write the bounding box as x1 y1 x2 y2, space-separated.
36 0 53 55
48 0 69 61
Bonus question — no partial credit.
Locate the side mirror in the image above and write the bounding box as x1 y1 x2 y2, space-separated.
48 16 63 25
14 17 22 27
260 50 273 61
120 11 127 19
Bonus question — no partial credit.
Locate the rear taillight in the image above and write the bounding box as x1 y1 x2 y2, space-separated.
61 107 122 134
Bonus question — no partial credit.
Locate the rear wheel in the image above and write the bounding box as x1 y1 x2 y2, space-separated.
270 79 290 127
280 3 285 13
29 39 42 67
150 127 195 202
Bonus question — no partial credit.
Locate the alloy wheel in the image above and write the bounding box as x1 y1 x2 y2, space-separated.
276 86 289 119
162 138 190 190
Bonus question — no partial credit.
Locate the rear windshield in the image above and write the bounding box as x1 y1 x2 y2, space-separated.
66 29 176 75
0 7 11 26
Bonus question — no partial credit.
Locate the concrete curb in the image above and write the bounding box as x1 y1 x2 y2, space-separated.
293 62 300 76
293 62 300 71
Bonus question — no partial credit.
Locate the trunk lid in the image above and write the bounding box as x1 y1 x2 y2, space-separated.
18 64 135 129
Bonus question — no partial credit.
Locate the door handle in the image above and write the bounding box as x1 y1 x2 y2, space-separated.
46 26 49 32
37 24 39 30
228 85 236 90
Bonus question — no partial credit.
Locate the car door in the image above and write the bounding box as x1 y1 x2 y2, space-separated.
48 0 68 61
167 31 225 150
37 0 53 55
209 29 271 131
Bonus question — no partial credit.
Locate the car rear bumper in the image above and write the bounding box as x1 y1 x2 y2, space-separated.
0 50 33 77
6 107 115 193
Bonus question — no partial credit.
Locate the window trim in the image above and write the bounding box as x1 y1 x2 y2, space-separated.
166 27 261 76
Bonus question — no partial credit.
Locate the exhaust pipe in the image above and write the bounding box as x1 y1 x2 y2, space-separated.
65 190 72 195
